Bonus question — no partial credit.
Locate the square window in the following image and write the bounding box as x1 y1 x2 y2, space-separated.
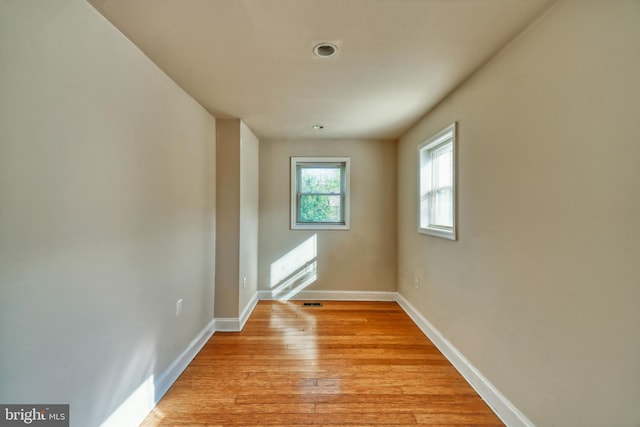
291 157 350 230
419 123 457 240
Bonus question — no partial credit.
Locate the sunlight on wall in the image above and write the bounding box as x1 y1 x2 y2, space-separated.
270 234 318 300
99 374 156 427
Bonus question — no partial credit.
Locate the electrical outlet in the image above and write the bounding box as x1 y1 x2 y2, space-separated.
414 277 420 291
176 299 183 317
243 277 247 288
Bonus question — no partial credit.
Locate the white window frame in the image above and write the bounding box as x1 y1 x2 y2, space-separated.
418 122 457 240
291 157 350 230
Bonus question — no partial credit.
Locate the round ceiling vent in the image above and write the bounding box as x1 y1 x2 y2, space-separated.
313 43 338 58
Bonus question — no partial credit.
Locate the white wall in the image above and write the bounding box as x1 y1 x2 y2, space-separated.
0 1 216 426
215 120 259 319
239 122 260 313
397 1 640 425
259 139 397 296
214 120 241 318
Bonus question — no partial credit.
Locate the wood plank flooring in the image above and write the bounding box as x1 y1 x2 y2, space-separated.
141 301 504 426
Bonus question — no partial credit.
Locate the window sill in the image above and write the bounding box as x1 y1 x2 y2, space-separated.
418 226 456 240
292 223 350 231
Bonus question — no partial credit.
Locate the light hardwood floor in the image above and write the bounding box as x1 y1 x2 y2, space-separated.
141 300 504 426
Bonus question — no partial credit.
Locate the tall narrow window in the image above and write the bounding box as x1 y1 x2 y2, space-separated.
419 123 457 240
291 157 350 230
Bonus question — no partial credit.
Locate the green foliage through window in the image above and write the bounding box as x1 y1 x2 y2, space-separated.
296 163 345 224
299 195 341 223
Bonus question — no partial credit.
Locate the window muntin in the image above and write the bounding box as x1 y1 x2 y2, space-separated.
419 123 457 240
291 157 350 230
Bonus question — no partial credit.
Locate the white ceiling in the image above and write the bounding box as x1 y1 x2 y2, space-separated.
88 0 555 140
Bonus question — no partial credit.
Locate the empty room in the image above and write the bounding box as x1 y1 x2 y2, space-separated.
1 0 638 426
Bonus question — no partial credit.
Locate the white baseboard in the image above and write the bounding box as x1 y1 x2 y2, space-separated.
214 317 241 332
216 293 260 332
100 317 216 427
239 292 259 330
395 293 534 427
258 289 397 301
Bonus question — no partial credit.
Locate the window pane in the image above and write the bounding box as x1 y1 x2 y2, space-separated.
298 195 342 223
433 145 452 188
431 188 453 228
300 167 341 193
417 122 456 240
291 157 350 230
